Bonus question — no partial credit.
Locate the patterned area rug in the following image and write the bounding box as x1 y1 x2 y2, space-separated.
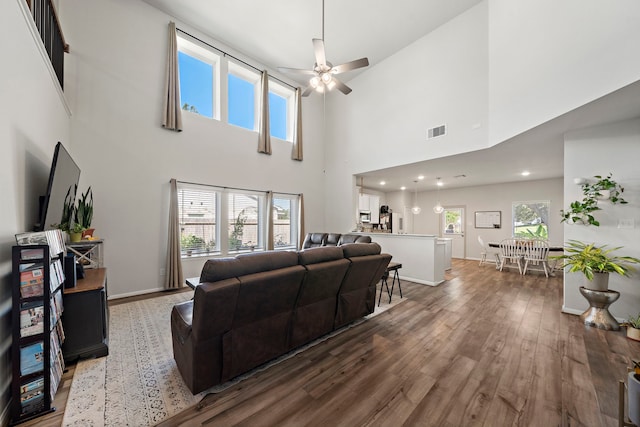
62 288 407 427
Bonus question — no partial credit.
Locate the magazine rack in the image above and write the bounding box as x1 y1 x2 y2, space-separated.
10 230 66 425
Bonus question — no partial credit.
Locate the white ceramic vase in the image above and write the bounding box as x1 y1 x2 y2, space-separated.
627 327 640 342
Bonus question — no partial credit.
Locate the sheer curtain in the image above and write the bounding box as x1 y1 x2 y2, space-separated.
291 88 303 161
165 179 184 289
162 22 183 132
257 70 271 154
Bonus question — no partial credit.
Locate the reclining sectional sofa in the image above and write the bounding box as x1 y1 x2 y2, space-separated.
171 241 391 394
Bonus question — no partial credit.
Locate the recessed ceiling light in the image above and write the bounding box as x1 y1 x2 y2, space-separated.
521 171 530 176
437 180 444 187
418 175 425 180
380 181 386 185
400 186 406 191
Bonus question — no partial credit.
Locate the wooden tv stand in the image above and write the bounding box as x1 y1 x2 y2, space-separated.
62 268 109 363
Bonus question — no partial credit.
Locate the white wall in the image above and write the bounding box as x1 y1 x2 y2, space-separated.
325 2 489 233
563 118 640 320
0 0 72 422
488 0 640 144
384 178 564 258
60 0 326 298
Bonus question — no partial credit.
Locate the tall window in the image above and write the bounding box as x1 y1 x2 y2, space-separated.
176 35 219 119
228 192 263 251
268 80 294 141
272 194 299 249
512 201 550 239
228 63 258 131
178 186 218 256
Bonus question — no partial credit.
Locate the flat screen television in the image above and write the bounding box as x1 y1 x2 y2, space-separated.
38 142 81 231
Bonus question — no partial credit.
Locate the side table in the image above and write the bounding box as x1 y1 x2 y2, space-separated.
579 286 620 331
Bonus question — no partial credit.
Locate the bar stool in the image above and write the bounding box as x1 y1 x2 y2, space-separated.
378 262 403 306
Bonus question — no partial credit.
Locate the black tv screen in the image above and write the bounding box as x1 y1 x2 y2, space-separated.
39 142 81 231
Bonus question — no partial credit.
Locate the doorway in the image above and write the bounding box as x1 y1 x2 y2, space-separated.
442 206 465 258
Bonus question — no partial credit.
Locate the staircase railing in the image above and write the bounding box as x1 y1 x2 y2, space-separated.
26 0 69 89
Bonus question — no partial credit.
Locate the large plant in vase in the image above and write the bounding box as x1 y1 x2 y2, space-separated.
74 187 94 239
551 240 640 291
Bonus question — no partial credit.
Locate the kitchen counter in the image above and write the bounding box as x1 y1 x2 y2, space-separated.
353 233 446 286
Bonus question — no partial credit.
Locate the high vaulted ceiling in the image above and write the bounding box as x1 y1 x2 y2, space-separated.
142 0 483 85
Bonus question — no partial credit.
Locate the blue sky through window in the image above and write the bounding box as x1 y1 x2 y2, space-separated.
178 52 213 118
228 74 255 130
269 92 286 140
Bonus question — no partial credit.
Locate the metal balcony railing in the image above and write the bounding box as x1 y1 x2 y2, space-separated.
26 0 69 89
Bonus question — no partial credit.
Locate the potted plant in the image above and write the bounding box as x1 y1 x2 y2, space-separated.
75 187 94 238
561 173 627 226
68 222 86 243
622 313 640 341
551 240 640 291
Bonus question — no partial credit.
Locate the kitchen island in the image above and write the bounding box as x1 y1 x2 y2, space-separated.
355 233 447 286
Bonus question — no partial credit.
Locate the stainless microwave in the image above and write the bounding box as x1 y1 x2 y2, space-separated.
359 211 371 223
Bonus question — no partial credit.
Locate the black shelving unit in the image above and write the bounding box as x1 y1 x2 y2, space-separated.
10 241 66 425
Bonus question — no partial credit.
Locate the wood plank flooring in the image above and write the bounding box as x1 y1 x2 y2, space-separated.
20 260 640 426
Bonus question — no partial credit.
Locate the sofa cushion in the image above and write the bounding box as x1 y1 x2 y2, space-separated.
341 242 381 257
302 232 327 249
200 251 299 283
325 233 341 246
338 234 372 245
298 246 344 265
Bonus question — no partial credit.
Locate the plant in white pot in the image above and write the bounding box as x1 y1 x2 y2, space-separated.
551 240 640 291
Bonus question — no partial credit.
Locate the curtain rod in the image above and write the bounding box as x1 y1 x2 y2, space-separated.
174 180 301 197
176 28 298 91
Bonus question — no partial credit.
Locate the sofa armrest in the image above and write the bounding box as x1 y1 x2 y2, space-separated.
171 300 193 345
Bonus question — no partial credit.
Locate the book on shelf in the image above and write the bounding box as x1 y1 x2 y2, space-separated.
20 376 44 415
20 341 44 376
19 302 45 338
15 230 65 256
19 248 45 261
19 263 44 298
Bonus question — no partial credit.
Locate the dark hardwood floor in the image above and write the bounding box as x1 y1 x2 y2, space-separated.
21 260 640 426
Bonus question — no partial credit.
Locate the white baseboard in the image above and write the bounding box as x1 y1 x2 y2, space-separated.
107 286 167 300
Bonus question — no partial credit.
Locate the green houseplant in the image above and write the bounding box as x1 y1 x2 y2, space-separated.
551 240 640 291
622 313 640 341
561 173 627 226
74 187 94 238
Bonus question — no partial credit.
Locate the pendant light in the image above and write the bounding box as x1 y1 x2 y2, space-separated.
411 180 421 214
433 177 444 214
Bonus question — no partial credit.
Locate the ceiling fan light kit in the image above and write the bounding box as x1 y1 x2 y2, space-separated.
278 0 369 96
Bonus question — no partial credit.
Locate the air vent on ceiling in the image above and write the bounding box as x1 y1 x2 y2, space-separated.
427 124 446 139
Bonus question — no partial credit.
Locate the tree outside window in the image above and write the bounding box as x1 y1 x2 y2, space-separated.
512 201 550 239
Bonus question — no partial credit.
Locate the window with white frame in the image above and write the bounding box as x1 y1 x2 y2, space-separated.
178 185 219 256
268 80 294 141
512 201 550 239
228 191 264 251
176 35 220 119
272 194 299 249
228 62 259 131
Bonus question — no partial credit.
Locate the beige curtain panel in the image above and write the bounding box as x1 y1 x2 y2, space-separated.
165 178 184 289
257 70 272 154
292 88 303 161
298 193 305 249
162 22 183 132
266 191 274 250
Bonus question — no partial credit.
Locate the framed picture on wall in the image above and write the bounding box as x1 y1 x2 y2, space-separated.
475 211 501 229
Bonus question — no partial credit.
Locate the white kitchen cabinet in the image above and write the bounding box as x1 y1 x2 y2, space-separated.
370 195 380 223
358 194 370 211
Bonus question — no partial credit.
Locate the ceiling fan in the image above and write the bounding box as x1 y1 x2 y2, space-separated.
277 0 369 96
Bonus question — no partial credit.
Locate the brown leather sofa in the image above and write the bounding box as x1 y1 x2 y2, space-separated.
301 232 372 249
171 243 391 394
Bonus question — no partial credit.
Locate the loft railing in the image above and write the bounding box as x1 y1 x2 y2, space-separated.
26 0 69 89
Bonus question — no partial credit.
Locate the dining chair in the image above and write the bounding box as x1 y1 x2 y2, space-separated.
522 238 550 277
499 238 523 274
478 235 500 268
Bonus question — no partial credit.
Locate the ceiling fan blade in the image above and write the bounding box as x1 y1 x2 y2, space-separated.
277 67 317 76
312 38 327 68
331 57 370 74
331 77 352 95
301 85 314 97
